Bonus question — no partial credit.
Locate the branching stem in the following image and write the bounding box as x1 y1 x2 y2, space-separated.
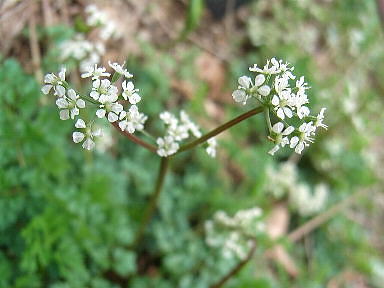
133 157 169 247
210 241 257 288
176 106 264 154
111 122 157 153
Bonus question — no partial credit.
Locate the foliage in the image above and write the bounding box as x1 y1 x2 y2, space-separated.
1 0 383 287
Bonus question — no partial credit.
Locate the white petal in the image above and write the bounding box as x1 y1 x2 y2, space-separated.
129 93 141 105
76 99 86 108
58 68 66 81
75 119 86 128
238 76 251 89
92 79 101 88
44 74 55 83
290 136 299 148
67 89 77 100
232 90 246 103
254 74 265 86
70 108 79 119
55 85 66 97
258 85 270 96
282 126 294 135
268 145 280 156
72 132 85 143
276 108 285 119
82 138 95 150
96 109 106 118
126 81 134 91
59 109 70 120
272 122 284 133
41 85 52 94
81 72 92 78
119 110 127 120
271 95 279 106
119 120 127 130
111 103 123 113
295 142 305 154
108 112 118 122
56 98 68 109
284 107 293 118
90 91 100 100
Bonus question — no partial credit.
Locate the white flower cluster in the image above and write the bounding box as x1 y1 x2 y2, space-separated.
58 5 121 73
85 4 122 41
232 58 327 155
157 110 215 157
205 207 265 260
58 34 105 73
41 62 147 150
265 162 328 216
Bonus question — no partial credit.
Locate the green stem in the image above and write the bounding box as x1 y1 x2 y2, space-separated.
133 157 169 247
264 108 272 132
209 241 257 288
176 106 264 154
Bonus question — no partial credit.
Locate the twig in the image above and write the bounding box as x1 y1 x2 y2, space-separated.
41 0 53 27
288 189 370 242
209 241 257 288
376 0 384 30
133 157 169 247
224 0 236 38
28 2 43 82
111 122 157 153
59 0 70 25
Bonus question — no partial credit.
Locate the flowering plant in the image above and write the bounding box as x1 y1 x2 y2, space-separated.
41 57 326 286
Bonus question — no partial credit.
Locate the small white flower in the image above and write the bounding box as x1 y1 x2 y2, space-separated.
249 58 293 75
72 119 103 150
96 94 123 123
295 76 309 95
160 111 178 126
232 89 248 104
232 74 270 105
85 4 107 26
206 138 217 158
156 136 179 157
122 81 141 104
290 122 315 154
314 108 328 130
168 123 189 141
180 111 202 138
296 105 310 119
41 68 66 96
90 79 118 101
268 122 294 155
81 64 110 80
108 61 133 79
55 89 85 120
251 74 271 96
118 105 147 133
271 93 294 119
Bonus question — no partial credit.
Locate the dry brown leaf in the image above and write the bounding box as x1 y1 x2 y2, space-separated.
265 203 299 278
196 52 229 102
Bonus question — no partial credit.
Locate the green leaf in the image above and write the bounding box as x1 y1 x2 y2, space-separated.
181 0 204 38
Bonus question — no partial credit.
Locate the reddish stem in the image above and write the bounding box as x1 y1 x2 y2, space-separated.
111 122 157 153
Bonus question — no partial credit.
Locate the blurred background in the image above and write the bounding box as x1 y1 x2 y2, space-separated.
1 0 384 287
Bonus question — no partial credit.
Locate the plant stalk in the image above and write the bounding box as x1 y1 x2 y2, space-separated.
177 106 264 154
209 241 257 288
111 122 157 153
133 156 169 247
